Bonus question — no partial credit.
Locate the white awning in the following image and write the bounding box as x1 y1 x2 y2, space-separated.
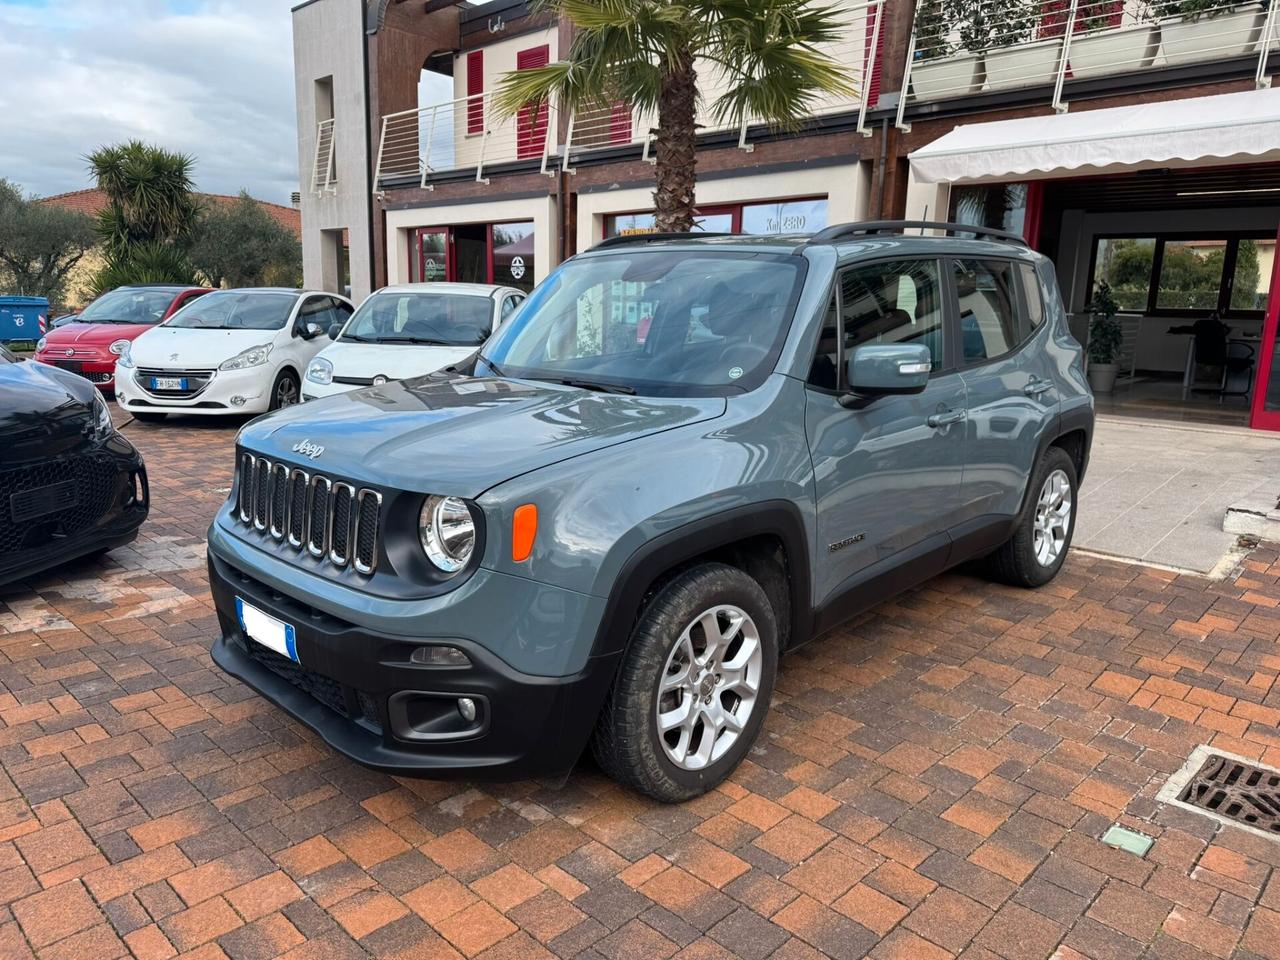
908 88 1280 184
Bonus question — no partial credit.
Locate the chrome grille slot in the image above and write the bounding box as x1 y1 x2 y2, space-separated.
354 490 381 575
329 483 355 567
233 453 381 576
308 476 332 558
252 459 270 531
269 464 290 539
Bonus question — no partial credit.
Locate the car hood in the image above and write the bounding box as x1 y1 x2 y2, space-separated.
319 341 479 381
0 361 97 462
130 327 278 368
43 321 154 346
242 373 726 498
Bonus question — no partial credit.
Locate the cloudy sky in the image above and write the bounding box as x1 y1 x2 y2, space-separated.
0 0 300 205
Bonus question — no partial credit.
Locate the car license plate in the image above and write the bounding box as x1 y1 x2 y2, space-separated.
151 376 187 391
235 597 299 663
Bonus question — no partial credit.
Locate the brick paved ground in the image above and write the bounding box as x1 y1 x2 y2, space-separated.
1 411 1279 960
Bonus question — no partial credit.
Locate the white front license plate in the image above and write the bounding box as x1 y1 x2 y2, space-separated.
151 376 187 391
236 597 299 663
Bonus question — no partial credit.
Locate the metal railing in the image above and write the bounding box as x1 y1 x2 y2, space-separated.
897 0 1280 129
561 0 886 165
312 119 336 195
374 91 560 190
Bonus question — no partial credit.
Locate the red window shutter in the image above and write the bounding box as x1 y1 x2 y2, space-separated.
609 100 631 144
515 45 550 159
466 51 484 134
863 7 884 107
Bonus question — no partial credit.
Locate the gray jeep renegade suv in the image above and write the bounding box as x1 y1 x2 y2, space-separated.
207 221 1093 802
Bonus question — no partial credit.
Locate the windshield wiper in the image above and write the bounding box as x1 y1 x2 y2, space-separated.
478 357 506 377
544 377 636 396
374 336 453 346
340 333 376 343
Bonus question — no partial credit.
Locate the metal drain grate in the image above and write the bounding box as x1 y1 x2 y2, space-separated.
1177 754 1280 834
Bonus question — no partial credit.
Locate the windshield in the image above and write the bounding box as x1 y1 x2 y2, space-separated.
80 288 178 325
342 292 492 346
165 291 297 330
478 251 806 396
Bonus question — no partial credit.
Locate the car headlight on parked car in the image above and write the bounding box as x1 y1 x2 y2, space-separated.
37 337 47 353
91 392 114 439
419 496 477 574
220 344 273 371
306 357 333 385
117 343 135 369
109 338 131 356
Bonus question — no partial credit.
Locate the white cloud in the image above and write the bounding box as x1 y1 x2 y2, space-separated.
0 0 299 204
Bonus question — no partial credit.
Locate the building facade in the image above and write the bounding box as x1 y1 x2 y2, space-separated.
291 0 1280 431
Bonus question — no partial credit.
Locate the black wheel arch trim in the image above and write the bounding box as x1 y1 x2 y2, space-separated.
588 500 813 663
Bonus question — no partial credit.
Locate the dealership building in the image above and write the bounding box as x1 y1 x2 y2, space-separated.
292 0 1280 431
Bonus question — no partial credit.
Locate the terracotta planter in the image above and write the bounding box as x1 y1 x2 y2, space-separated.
911 54 984 99
984 37 1063 90
1160 7 1263 64
1087 362 1119 393
1070 23 1161 78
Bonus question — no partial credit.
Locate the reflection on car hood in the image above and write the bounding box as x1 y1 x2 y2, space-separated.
129 327 276 367
0 361 95 463
41 321 155 347
317 341 478 380
243 373 726 498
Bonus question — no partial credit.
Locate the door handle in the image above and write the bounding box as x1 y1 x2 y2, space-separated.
1024 378 1053 397
927 410 966 428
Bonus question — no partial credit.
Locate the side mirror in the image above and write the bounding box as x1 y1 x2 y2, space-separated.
328 322 342 341
303 322 324 340
845 343 932 400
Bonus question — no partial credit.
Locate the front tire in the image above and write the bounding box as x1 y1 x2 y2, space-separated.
986 446 1078 588
592 563 778 803
269 370 300 410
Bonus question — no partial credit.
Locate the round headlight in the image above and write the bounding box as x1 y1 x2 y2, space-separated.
306 357 334 385
109 338 130 356
418 496 476 573
37 337 47 353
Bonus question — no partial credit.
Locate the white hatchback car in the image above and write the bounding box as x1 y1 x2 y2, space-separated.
116 289 354 421
302 283 525 400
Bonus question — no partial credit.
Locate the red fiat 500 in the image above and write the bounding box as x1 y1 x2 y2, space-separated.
36 285 212 391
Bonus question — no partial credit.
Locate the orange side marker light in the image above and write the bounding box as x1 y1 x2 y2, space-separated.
512 504 538 562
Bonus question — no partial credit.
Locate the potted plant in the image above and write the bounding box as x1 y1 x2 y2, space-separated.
1070 0 1162 78
1086 281 1124 393
910 0 985 99
984 0 1065 89
1157 0 1265 65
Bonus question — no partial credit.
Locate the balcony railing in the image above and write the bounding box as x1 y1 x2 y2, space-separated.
896 0 1280 128
374 91 561 190
312 118 336 195
373 0 886 191
562 0 886 165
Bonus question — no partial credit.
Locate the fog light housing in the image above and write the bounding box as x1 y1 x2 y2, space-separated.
230 396 247 407
457 698 477 722
410 645 471 668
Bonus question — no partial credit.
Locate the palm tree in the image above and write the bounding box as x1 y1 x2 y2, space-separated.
494 0 852 233
87 141 201 292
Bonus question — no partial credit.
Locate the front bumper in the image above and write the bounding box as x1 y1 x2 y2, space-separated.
207 544 620 779
0 437 149 586
301 378 360 401
35 355 117 390
117 365 271 415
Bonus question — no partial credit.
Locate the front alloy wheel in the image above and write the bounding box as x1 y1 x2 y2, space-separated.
270 371 299 410
593 562 778 802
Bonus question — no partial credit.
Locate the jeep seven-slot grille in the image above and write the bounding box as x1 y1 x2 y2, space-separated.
235 452 381 574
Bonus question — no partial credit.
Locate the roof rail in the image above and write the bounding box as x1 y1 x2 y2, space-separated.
807 220 1029 248
590 231 740 250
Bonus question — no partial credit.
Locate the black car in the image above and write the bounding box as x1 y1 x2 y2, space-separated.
0 351 149 586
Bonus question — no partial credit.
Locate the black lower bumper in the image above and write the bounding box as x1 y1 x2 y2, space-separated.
207 548 619 780
0 449 148 587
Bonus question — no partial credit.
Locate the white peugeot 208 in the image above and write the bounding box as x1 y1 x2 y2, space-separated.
116 289 354 421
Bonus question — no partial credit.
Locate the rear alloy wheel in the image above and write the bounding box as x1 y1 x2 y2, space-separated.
986 445 1078 588
269 371 299 410
592 563 778 802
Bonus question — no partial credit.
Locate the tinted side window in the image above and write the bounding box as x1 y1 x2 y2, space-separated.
1018 262 1044 330
955 259 1019 363
331 298 354 322
295 296 328 334
842 259 946 373
807 293 840 390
